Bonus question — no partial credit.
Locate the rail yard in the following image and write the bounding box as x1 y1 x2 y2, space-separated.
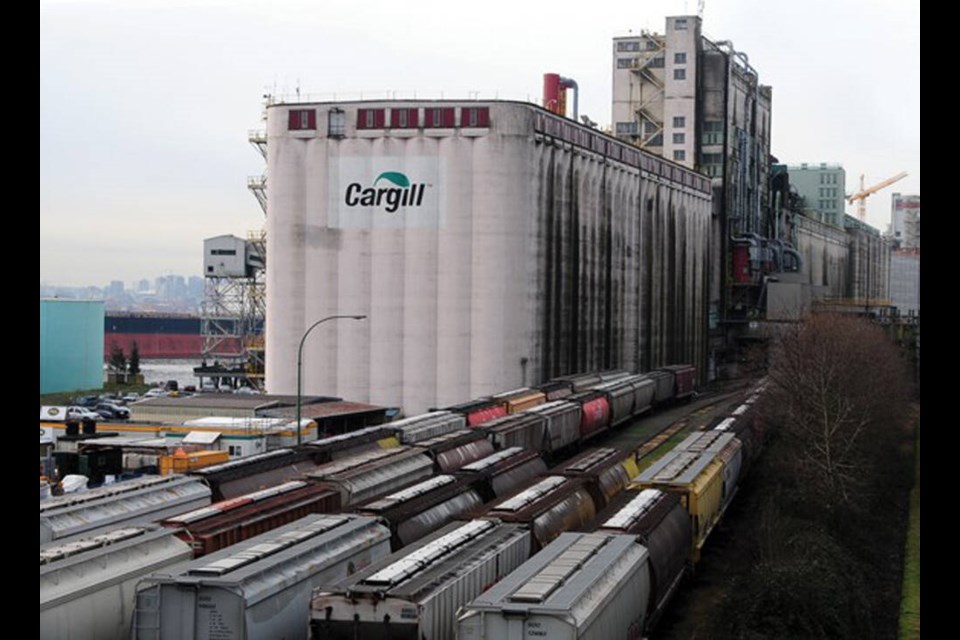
40 366 762 639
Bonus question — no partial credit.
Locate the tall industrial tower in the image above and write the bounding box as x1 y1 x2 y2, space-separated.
195 234 266 391
613 15 778 379
193 96 270 391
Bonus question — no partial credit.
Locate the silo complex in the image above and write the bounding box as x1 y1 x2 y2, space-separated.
266 100 711 413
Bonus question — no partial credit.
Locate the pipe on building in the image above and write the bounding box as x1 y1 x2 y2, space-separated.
559 76 579 121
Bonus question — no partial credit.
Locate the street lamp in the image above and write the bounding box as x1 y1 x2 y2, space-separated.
296 314 367 445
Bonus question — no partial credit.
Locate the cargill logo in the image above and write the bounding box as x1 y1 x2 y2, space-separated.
344 172 428 213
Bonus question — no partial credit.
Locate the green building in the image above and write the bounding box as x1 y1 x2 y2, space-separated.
788 163 846 227
40 299 104 394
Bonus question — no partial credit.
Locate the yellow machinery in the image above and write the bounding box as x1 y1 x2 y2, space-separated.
848 171 908 221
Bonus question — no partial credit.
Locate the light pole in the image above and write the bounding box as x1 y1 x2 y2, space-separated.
296 314 366 445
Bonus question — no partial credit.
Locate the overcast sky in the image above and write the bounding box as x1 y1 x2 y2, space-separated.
40 0 920 286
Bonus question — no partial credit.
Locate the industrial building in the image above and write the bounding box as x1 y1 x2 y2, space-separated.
891 193 920 249
612 15 775 373
786 163 846 227
845 215 890 303
40 299 104 394
264 99 712 414
889 249 920 314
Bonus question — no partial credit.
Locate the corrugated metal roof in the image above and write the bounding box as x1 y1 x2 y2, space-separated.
460 447 526 472
40 475 211 541
602 489 664 530
638 448 717 485
182 430 221 444
143 515 390 605
306 446 409 479
524 400 579 416
133 394 335 410
466 532 647 613
360 520 496 587
495 477 566 512
260 400 388 420
41 524 191 610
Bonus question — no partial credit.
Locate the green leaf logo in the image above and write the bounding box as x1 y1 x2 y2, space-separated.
374 172 410 188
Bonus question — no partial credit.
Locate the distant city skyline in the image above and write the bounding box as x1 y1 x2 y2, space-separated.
40 273 205 313
40 0 919 285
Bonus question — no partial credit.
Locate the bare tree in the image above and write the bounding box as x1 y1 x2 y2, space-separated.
766 314 908 506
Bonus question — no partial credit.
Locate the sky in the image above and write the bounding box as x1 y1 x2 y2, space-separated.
40 0 920 286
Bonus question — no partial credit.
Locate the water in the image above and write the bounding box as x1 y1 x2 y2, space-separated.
139 359 199 389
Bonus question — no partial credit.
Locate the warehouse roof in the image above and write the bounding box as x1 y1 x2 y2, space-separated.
260 400 387 420
132 393 336 411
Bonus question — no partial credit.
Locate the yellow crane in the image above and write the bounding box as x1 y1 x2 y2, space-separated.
847 171 908 221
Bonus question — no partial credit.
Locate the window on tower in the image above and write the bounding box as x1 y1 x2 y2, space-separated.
288 109 316 131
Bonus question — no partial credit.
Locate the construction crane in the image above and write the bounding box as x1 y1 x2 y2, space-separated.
847 171 908 221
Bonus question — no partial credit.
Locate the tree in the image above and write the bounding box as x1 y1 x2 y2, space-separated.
766 313 909 507
108 342 127 374
129 341 141 375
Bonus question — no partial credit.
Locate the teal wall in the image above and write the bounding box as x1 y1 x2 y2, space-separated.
40 300 104 394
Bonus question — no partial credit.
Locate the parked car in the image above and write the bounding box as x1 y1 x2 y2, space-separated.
143 388 167 399
95 402 130 420
66 406 101 421
71 395 99 408
122 392 140 403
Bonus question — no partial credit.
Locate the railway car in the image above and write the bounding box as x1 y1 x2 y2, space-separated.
442 398 507 427
40 474 211 544
644 369 676 405
133 514 391 640
593 374 657 424
656 364 698 401
522 400 581 453
160 480 341 556
189 449 318 501
41 525 193 640
452 447 549 501
715 400 765 463
354 474 484 548
457 531 651 640
482 413 548 452
566 391 612 441
411 429 495 473
302 425 400 461
674 430 744 509
549 447 638 509
304 446 434 506
478 475 597 552
534 380 574 401
550 369 632 393
597 489 691 627
633 446 726 561
490 387 547 413
549 371 602 392
311 520 531 640
390 410 466 444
